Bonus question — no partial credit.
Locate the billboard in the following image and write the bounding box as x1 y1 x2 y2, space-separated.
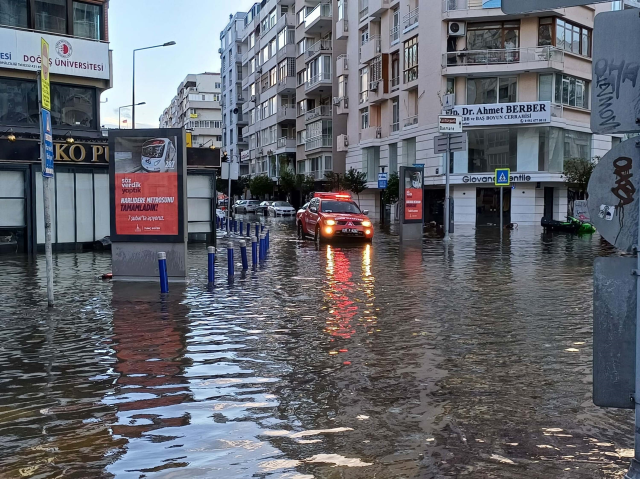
109 129 185 242
403 167 423 223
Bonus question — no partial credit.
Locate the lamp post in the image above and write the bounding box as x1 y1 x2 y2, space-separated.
202 139 217 149
132 41 176 129
119 102 145 129
223 152 238 234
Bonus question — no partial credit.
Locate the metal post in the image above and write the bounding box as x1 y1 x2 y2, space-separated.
246 222 251 237
227 244 234 277
239 220 243 236
38 72 54 307
265 227 270 250
259 233 265 261
255 223 259 239
132 51 136 129
227 159 232 234
207 246 215 283
158 252 169 293
239 240 248 270
251 236 258 266
443 134 451 242
500 186 504 235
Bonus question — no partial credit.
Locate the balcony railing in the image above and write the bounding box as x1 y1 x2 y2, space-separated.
306 72 332 90
403 7 419 31
359 0 369 19
391 75 400 90
337 54 348 71
306 105 332 121
442 46 564 68
361 34 381 58
306 2 332 26
305 135 332 151
390 26 399 44
307 39 332 58
403 66 418 83
391 121 399 132
277 137 296 148
403 115 418 128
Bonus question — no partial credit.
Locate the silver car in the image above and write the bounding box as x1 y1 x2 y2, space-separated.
236 200 261 213
268 201 296 216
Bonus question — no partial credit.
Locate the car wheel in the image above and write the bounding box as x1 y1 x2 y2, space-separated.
298 222 304 239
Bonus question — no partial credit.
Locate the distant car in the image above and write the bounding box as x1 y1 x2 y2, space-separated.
257 201 274 216
268 201 296 217
236 199 261 213
141 138 176 172
232 200 247 213
216 208 226 220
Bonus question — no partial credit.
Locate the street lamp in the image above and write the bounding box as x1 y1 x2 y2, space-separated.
119 102 146 129
132 41 176 129
222 151 239 233
202 139 217 150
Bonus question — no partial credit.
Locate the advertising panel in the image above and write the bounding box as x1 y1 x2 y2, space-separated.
0 27 110 80
109 129 185 242
450 101 550 127
403 167 423 223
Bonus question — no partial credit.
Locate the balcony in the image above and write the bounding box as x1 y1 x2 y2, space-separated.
402 66 418 89
237 135 248 145
390 121 400 133
307 39 332 62
277 106 297 122
305 3 332 35
337 18 349 39
359 0 369 20
403 7 419 33
390 75 400 92
368 0 390 17
237 113 248 126
359 90 369 106
336 96 349 115
360 126 382 142
277 43 296 61
442 46 564 76
306 72 332 95
277 76 297 94
306 106 332 123
403 115 418 129
360 35 381 64
276 137 296 152
442 0 504 19
276 12 295 31
236 94 246 104
337 54 348 77
305 134 332 152
369 79 386 103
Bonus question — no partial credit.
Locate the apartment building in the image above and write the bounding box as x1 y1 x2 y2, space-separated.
159 73 222 148
220 13 249 173
339 0 621 226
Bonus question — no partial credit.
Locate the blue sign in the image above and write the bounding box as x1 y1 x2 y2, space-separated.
41 108 54 178
378 172 388 189
482 0 501 8
495 168 510 186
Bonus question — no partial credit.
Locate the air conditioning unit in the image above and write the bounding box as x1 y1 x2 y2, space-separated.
369 81 379 91
256 67 262 74
250 95 256 102
333 96 342 106
337 134 349 152
344 97 349 108
448 21 466 36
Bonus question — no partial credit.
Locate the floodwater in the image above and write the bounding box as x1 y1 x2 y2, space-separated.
0 219 633 478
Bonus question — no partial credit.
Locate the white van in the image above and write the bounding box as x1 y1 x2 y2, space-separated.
141 138 176 172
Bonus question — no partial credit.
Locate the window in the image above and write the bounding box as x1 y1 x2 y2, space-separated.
278 28 286 50
269 96 277 115
35 0 67 34
0 0 28 28
359 67 369 104
363 147 380 181
73 1 101 38
338 75 347 99
539 73 589 109
269 8 276 28
262 45 269 63
270 67 277 86
554 18 591 57
297 160 306 174
389 143 398 172
467 129 517 173
360 108 369 130
325 155 332 171
467 77 517 104
467 21 520 51
0 78 38 126
338 0 345 21
403 37 418 83
446 78 455 94
391 52 400 88
391 98 399 131
270 38 276 57
298 100 306 116
297 9 305 25
391 8 399 43
249 32 255 49
51 84 96 129
297 130 307 145
250 83 256 97
279 60 287 81
297 39 306 56
360 26 369 46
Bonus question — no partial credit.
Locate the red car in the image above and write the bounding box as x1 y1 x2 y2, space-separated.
297 192 373 242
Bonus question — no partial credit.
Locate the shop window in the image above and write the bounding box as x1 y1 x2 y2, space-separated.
467 21 520 51
35 0 67 34
467 77 517 104
362 147 380 181
0 170 25 228
0 0 28 28
73 1 102 40
468 129 518 173
51 84 96 129
0 78 38 126
389 143 398 173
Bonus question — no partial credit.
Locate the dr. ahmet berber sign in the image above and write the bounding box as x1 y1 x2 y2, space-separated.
451 101 551 127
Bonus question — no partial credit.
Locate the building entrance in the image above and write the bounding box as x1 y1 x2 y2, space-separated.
476 187 511 226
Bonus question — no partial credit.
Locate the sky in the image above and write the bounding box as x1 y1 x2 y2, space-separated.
100 0 257 129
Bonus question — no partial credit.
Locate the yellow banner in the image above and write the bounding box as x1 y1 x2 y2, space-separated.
41 38 50 111
186 131 192 148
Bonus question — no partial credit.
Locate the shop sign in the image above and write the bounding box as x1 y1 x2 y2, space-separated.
462 173 532 183
40 38 50 111
450 101 551 127
0 27 110 80
109 129 185 242
241 150 251 161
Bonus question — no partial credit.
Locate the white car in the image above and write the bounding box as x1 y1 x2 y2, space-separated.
236 200 261 213
268 201 296 216
141 138 176 172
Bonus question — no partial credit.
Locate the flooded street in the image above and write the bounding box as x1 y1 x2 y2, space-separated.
0 219 633 478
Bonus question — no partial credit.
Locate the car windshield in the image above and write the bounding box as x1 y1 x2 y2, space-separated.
320 200 361 214
142 142 165 158
274 201 291 207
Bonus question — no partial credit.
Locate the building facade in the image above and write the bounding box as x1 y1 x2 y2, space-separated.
336 0 622 226
160 73 222 149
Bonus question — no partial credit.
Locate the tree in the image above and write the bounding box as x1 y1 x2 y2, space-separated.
296 174 316 202
564 157 598 198
279 168 297 202
382 172 400 205
249 174 274 198
324 171 344 192
343 168 368 205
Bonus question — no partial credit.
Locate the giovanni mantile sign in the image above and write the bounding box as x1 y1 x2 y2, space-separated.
462 173 533 183
450 101 551 127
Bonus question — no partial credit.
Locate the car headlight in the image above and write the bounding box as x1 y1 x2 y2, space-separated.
324 219 336 226
362 220 372 227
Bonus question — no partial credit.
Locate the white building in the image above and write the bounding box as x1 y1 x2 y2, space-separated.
160 73 222 148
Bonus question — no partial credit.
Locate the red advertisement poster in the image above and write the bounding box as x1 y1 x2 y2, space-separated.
115 172 178 235
404 169 423 222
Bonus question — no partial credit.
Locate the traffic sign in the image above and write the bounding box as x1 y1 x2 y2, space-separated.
495 168 510 186
434 133 467 154
501 0 611 14
591 9 640 134
40 38 50 111
41 108 54 178
378 172 388 189
587 138 639 252
438 115 462 134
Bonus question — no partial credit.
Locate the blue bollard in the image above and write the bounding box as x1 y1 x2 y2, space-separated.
239 220 243 235
255 223 259 239
158 252 169 293
246 222 251 237
259 233 265 262
208 246 215 283
227 244 234 277
261 224 265 233
265 227 270 250
251 236 258 267
239 240 248 270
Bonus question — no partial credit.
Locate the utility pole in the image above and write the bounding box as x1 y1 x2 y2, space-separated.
443 134 451 242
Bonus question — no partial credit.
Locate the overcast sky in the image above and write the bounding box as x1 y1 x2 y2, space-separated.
100 0 257 129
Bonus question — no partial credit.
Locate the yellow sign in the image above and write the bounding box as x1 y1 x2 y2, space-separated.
40 38 50 111
190 113 198 118
186 131 192 148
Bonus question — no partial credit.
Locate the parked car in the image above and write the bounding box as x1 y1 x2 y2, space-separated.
268 201 296 216
232 200 247 213
297 192 373 243
236 200 261 213
257 201 274 216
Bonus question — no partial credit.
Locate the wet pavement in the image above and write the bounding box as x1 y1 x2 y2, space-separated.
0 217 634 478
